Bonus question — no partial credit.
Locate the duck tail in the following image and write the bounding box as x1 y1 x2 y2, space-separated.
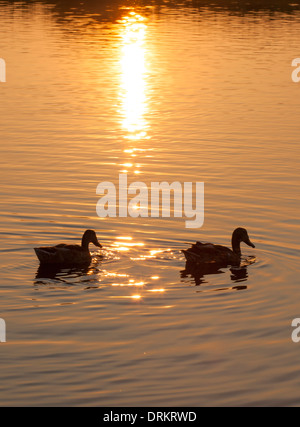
182 249 202 263
34 248 52 264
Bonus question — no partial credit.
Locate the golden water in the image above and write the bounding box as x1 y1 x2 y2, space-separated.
0 0 300 406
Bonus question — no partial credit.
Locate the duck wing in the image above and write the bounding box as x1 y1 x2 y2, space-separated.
54 244 82 251
183 242 236 265
34 244 87 264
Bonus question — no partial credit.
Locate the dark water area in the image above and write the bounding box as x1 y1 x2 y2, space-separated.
0 0 300 406
4 0 300 16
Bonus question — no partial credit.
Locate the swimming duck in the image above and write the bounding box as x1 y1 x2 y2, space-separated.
34 229 102 265
182 227 255 266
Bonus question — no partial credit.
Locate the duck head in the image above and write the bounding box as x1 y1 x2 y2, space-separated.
81 229 102 250
231 227 255 255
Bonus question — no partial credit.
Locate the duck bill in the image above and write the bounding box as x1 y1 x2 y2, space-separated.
93 239 102 248
245 239 255 248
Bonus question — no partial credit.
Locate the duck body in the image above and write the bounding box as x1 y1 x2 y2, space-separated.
183 242 240 266
34 230 102 266
34 244 92 265
182 228 255 267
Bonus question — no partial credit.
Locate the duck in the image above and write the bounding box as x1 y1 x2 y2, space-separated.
182 227 255 266
34 229 102 265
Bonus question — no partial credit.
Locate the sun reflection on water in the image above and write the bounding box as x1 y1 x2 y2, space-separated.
119 12 149 142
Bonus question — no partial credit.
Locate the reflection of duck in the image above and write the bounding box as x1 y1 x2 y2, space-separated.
181 262 226 286
181 257 255 287
182 228 255 267
34 258 103 291
34 229 102 265
35 263 91 281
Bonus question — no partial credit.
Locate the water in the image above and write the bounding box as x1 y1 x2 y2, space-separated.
0 0 300 406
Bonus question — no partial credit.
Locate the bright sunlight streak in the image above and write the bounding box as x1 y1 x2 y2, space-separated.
119 12 149 141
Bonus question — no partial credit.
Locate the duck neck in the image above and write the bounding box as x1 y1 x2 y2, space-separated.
81 235 90 251
231 235 241 256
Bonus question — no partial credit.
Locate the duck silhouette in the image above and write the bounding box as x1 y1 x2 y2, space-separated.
34 229 102 266
182 227 255 267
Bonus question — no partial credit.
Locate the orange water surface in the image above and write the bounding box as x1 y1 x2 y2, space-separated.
0 0 300 406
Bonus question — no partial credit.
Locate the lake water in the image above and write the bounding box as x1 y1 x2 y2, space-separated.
0 0 300 406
